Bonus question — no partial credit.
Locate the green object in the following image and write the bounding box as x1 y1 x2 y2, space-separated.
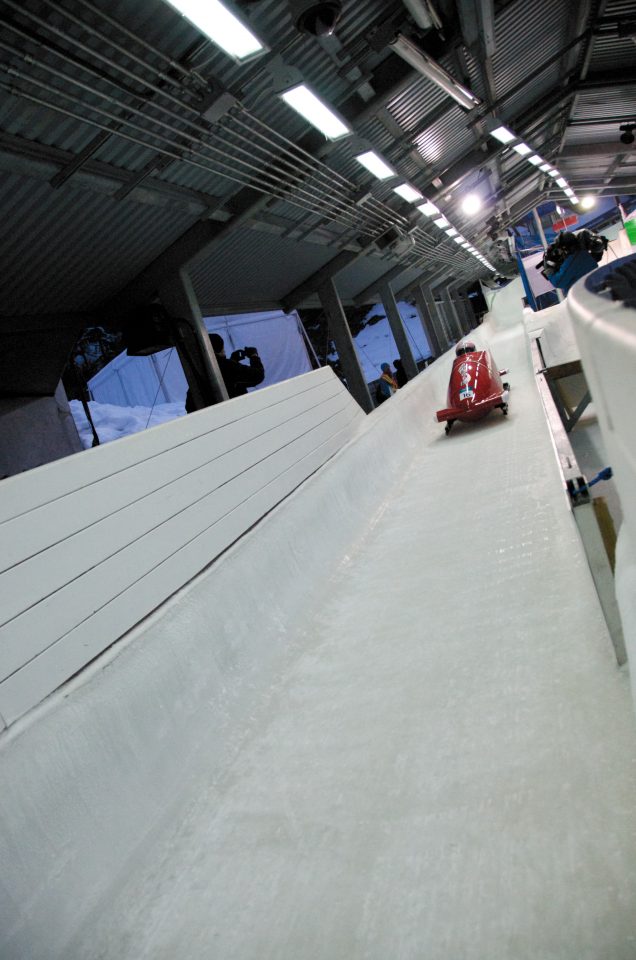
625 218 636 245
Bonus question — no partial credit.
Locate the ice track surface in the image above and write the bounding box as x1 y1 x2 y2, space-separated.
68 285 636 958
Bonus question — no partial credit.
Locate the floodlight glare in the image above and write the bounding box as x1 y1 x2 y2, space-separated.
513 142 531 156
445 227 459 236
556 177 567 188
433 216 450 228
490 125 516 144
580 194 596 210
389 33 481 111
280 84 351 139
461 193 482 215
355 150 396 180
393 183 423 202
165 0 266 61
528 155 543 166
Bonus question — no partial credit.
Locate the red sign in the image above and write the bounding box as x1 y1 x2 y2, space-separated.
552 214 578 231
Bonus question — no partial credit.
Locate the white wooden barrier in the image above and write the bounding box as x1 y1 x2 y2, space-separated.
0 357 440 960
0 368 364 728
567 254 636 707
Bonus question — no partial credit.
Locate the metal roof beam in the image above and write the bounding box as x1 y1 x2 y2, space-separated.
106 56 427 310
281 247 370 312
578 71 636 89
455 0 496 60
353 262 416 304
559 141 631 158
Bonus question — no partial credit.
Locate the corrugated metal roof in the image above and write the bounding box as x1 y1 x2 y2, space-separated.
0 168 198 313
387 78 448 133
564 122 631 145
1 0 627 334
491 0 573 104
414 105 473 169
588 36 636 73
189 227 336 309
334 253 398 301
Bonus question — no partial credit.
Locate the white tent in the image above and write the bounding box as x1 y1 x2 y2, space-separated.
88 310 314 407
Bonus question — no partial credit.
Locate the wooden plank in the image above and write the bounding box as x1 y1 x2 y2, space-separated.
1 377 343 574
0 398 357 680
0 368 336 523
0 412 360 725
0 389 350 628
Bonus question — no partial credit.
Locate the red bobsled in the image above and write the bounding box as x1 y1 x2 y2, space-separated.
436 340 510 435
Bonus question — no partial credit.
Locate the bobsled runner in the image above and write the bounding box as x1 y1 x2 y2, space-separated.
436 340 510 435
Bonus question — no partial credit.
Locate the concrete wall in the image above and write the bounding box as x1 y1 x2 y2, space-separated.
567 255 636 709
0 383 83 478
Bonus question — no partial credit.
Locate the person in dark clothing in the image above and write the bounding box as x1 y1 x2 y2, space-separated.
393 358 408 388
185 332 265 412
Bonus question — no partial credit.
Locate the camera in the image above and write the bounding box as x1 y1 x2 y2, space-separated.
231 346 257 361
536 229 608 280
289 0 342 36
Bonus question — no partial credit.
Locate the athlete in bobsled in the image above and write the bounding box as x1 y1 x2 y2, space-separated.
436 340 510 435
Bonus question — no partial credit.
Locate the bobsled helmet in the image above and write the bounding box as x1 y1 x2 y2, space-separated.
455 340 476 356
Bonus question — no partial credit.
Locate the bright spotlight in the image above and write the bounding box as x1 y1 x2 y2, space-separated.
461 194 482 216
580 195 596 210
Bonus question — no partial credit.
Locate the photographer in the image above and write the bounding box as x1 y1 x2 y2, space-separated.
537 229 607 296
185 332 264 412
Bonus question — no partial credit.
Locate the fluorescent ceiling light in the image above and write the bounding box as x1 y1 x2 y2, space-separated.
452 235 464 244
402 0 443 31
571 195 579 204
490 125 516 144
433 216 450 228
280 84 351 140
513 142 531 156
564 188 575 198
548 168 559 177
461 193 482 215
355 150 396 180
460 240 470 247
556 177 567 188
417 200 439 217
528 155 543 166
393 183 423 202
389 33 481 111
539 163 551 172
445 227 459 236
165 0 266 61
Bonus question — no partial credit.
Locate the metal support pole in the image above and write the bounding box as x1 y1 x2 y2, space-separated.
318 277 373 413
448 286 468 335
427 283 454 349
379 282 419 380
413 284 442 358
534 206 564 303
160 269 228 408
533 206 549 251
444 284 465 339
452 284 473 334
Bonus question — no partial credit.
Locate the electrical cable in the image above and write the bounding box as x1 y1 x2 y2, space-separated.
144 348 175 430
